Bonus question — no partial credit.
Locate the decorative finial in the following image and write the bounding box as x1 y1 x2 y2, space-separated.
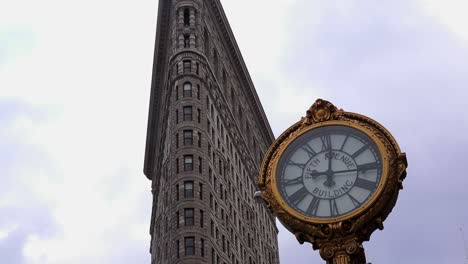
303 99 341 125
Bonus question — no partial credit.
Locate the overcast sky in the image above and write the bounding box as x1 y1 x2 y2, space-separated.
1 0 468 263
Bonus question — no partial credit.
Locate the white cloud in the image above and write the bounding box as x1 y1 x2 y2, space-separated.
1 0 156 262
418 0 468 43
2 0 468 263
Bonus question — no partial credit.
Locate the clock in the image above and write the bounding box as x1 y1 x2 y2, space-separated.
275 124 385 222
258 99 407 263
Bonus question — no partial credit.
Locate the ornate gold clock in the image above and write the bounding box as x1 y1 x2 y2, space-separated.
258 99 407 264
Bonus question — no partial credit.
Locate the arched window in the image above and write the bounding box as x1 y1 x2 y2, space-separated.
183 82 192 97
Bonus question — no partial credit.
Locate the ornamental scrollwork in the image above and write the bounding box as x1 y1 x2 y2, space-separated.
258 99 407 264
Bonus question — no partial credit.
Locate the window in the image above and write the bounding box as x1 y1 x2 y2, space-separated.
198 157 202 173
222 69 227 85
176 184 179 201
185 237 195 256
176 158 179 173
183 60 191 73
175 85 179 100
184 8 190 26
176 109 179 123
201 238 205 257
184 208 194 226
197 84 200 99
184 181 194 198
176 133 179 148
199 183 203 200
184 155 193 171
213 49 219 75
222 235 225 252
204 28 210 53
183 82 192 97
176 211 180 228
183 130 193 145
198 132 201 147
200 209 204 227
183 106 192 121
231 87 235 106
210 219 214 235
197 108 201 123
177 240 180 258
184 34 190 48
210 193 213 209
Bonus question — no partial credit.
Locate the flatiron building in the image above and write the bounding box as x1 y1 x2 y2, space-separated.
143 0 280 263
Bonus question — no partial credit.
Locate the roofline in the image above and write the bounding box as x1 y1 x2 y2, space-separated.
210 0 275 141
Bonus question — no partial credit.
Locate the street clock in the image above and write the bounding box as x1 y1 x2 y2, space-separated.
258 99 407 264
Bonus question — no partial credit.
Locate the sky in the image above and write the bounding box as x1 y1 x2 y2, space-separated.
1 0 468 263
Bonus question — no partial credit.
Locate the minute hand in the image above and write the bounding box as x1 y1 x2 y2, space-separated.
332 168 358 174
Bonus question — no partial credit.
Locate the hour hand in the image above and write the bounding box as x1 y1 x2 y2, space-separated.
307 170 327 179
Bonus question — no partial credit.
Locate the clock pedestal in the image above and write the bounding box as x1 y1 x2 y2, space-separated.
324 250 366 264
316 236 367 264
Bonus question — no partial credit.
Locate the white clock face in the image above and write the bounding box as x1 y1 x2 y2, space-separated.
276 125 383 219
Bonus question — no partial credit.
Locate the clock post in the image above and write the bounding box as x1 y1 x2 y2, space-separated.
258 99 407 264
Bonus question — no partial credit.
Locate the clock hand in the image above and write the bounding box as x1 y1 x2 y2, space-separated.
325 138 335 187
307 170 327 179
332 168 358 174
308 170 335 187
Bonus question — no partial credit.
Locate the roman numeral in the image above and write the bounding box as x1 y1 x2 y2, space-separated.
329 199 339 217
357 162 379 172
287 161 305 169
306 196 320 216
354 178 377 191
283 176 302 186
340 135 349 151
351 145 368 159
320 135 331 151
288 187 309 205
347 193 361 207
301 144 316 158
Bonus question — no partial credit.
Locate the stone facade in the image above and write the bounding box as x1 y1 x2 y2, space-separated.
143 0 279 263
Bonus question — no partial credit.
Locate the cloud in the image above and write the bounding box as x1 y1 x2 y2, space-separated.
2 0 468 263
0 99 58 264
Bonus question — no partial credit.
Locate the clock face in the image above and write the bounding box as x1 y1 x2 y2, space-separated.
276 125 383 219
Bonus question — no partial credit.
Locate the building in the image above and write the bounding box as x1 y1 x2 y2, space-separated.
143 0 279 263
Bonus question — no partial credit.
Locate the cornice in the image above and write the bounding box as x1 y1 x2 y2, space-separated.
144 0 171 179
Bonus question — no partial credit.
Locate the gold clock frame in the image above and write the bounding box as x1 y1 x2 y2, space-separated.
258 99 407 264
270 120 389 224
